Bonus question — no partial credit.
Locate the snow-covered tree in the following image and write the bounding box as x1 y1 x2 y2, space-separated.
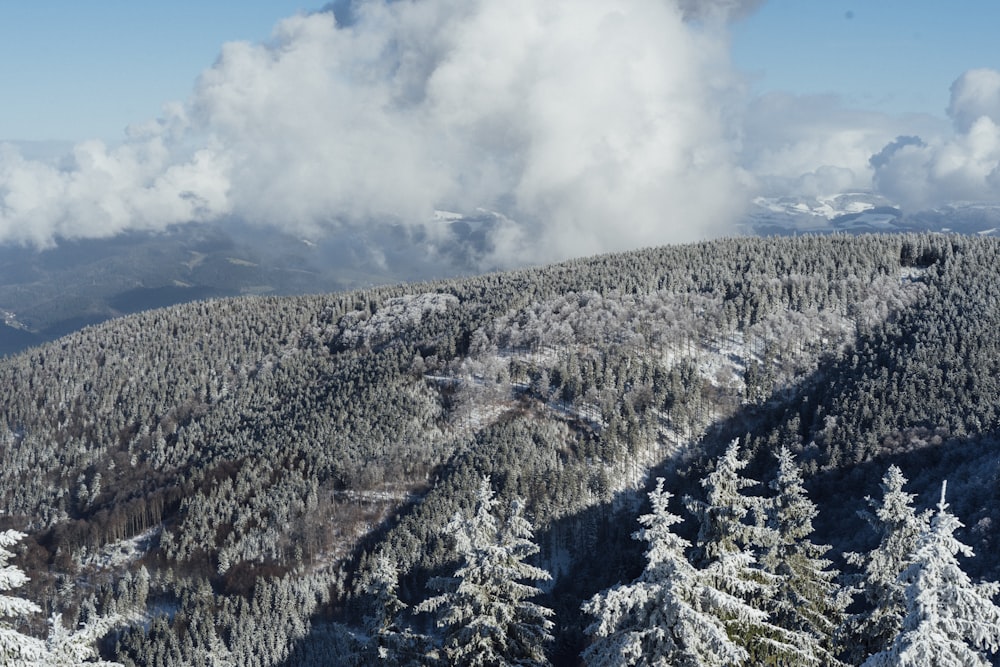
763 448 849 666
357 552 421 666
42 612 124 667
862 481 1000 666
416 478 554 666
843 465 930 662
0 529 126 667
0 529 44 665
685 441 807 665
686 441 769 563
583 478 750 666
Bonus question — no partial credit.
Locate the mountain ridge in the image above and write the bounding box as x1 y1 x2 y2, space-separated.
2 233 1000 664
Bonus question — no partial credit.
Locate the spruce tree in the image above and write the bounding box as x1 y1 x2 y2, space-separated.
763 448 849 666
686 441 769 563
685 441 807 665
843 465 930 662
42 612 125 667
862 481 1000 666
357 552 420 666
416 478 554 666
0 529 44 665
583 478 751 666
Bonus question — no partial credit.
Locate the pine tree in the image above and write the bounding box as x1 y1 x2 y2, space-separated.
862 481 1000 666
685 441 807 665
416 478 554 666
357 552 421 666
843 465 930 662
0 529 44 665
582 478 750 667
42 612 125 666
686 441 769 563
763 448 849 666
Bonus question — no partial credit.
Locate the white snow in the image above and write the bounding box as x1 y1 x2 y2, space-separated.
77 526 160 570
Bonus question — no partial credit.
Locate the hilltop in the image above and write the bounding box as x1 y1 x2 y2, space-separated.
2 233 1000 664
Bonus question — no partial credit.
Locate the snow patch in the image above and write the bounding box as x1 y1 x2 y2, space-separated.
77 526 160 570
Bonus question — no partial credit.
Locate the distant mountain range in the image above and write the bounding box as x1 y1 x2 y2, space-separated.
1 196 1000 357
0 216 491 356
746 192 1000 236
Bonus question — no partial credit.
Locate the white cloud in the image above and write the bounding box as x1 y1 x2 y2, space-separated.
872 68 1000 210
0 136 230 247
948 68 1000 133
0 0 750 265
740 92 947 198
8 0 991 265
677 0 765 22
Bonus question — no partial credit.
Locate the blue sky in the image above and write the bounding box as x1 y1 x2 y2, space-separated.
0 1 307 141
2 1 997 141
1 1 999 260
731 1 1000 118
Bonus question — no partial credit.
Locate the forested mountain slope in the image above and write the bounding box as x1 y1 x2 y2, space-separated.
1 233 998 664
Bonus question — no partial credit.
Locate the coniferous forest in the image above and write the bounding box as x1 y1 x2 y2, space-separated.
3 233 1000 664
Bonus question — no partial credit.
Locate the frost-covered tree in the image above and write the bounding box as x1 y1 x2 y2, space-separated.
686 441 769 563
685 441 803 664
0 529 44 665
0 530 126 666
357 552 422 666
416 478 553 666
42 612 124 667
862 481 1000 666
361 552 406 638
843 465 930 662
763 448 849 666
583 478 750 667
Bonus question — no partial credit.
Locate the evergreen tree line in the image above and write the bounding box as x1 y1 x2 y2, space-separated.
325 441 1000 666
4 232 1000 664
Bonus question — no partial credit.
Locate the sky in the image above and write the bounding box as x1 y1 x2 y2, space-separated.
1 0 999 265
0 2 308 143
732 1 1000 118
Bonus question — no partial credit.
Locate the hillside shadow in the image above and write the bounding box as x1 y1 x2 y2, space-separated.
275 346 848 665
278 294 1000 665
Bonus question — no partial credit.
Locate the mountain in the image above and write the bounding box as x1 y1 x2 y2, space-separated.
3 195 1000 359
746 192 1000 237
0 215 497 357
3 232 1000 664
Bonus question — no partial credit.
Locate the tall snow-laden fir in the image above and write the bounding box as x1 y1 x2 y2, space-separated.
843 465 930 662
763 448 849 667
0 530 43 665
356 552 422 666
42 612 125 667
686 441 768 563
684 440 804 664
862 481 1000 667
416 477 554 666
582 478 750 667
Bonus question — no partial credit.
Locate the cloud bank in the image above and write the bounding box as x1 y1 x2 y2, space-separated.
0 0 752 265
871 68 1000 211
2 0 997 267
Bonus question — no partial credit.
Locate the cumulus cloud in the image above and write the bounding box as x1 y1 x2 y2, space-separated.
869 135 926 170
948 68 1000 133
677 0 765 22
740 93 946 198
0 0 752 265
871 68 1000 210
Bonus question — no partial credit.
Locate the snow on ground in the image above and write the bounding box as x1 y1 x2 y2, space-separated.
77 525 161 570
